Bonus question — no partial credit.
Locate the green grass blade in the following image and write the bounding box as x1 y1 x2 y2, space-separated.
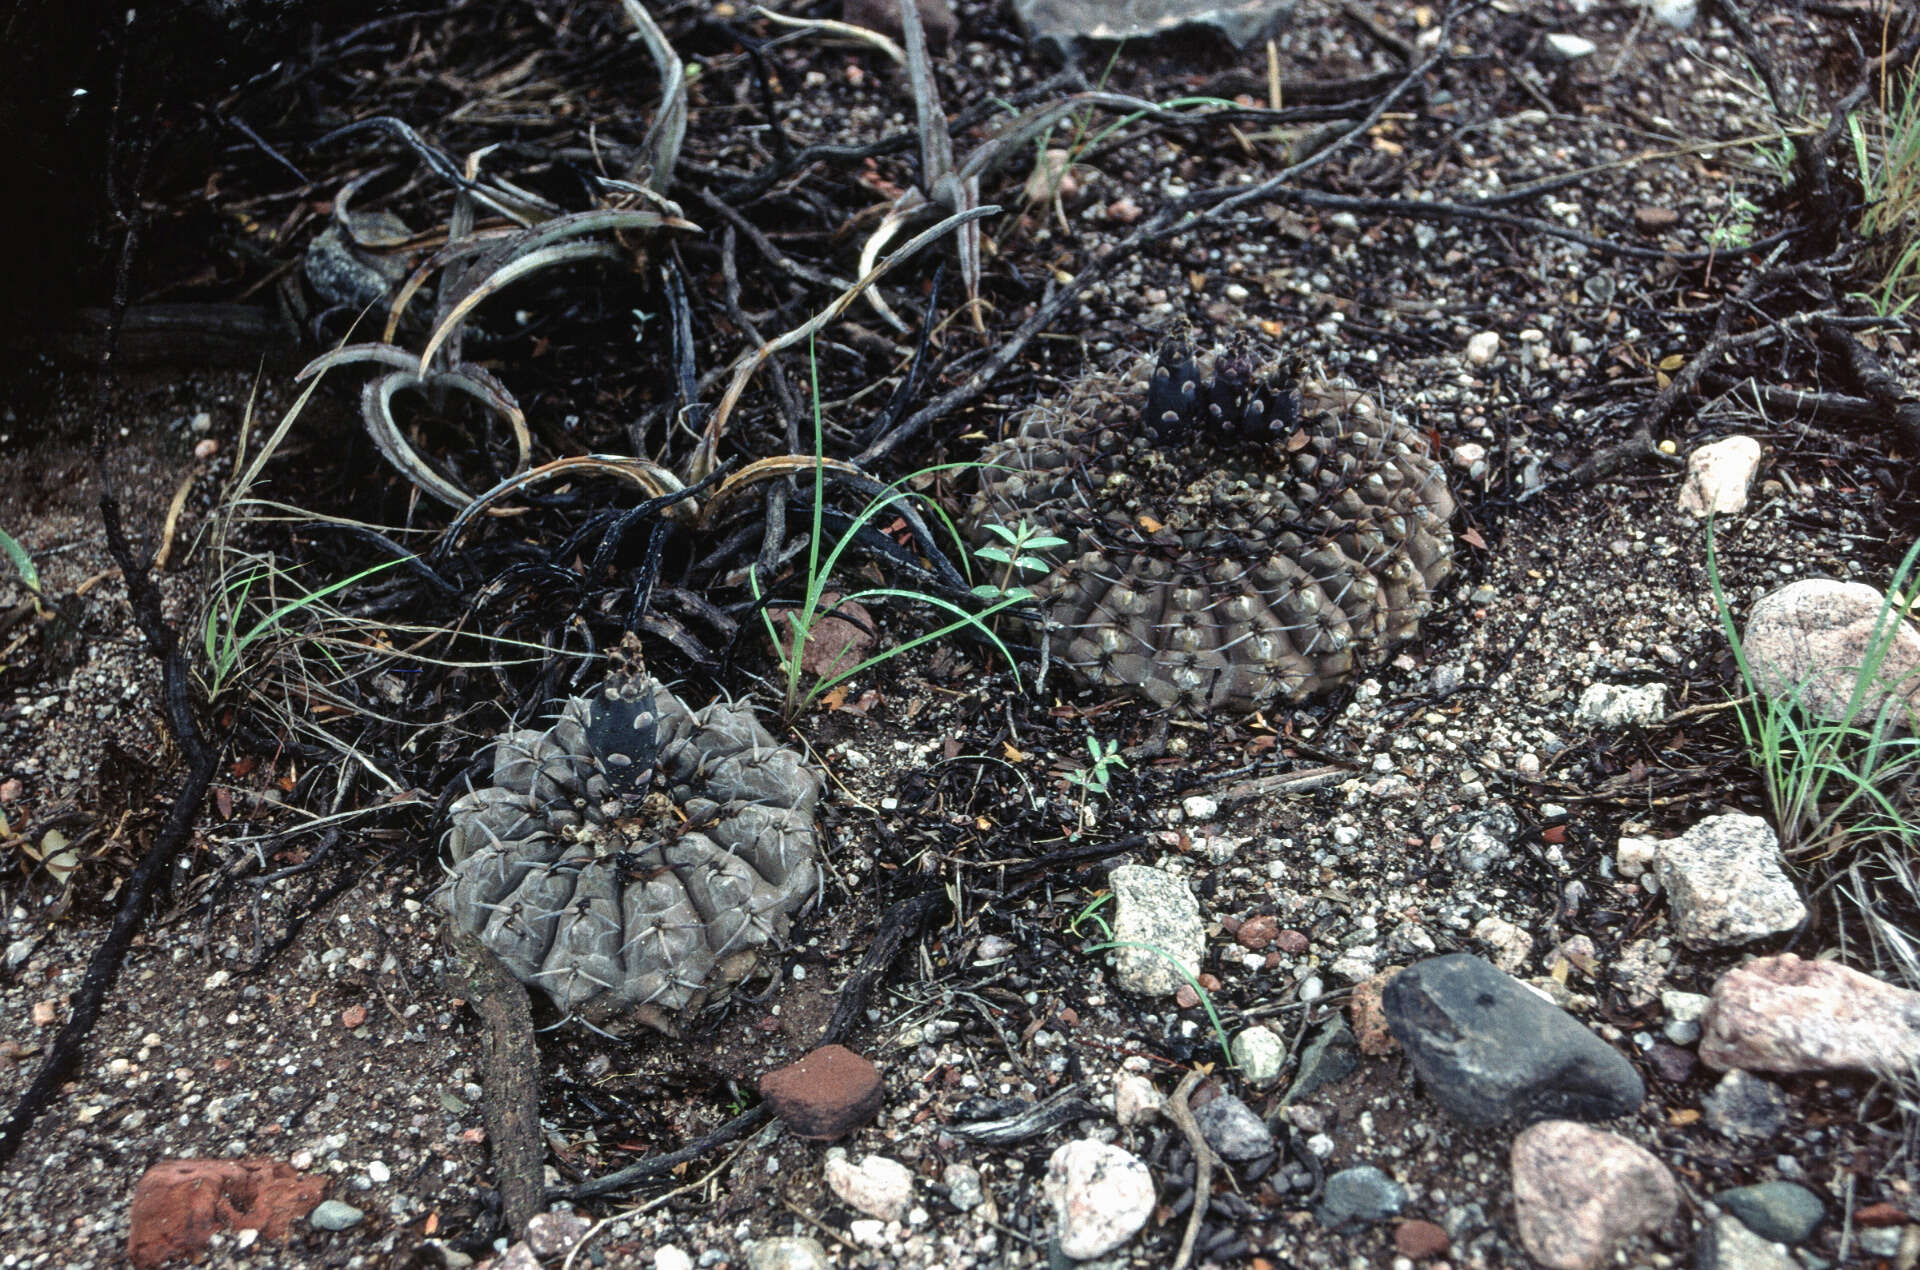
0 530 40 595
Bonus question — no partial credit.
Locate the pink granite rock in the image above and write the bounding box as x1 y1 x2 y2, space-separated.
1699 953 1920 1074
1511 1121 1678 1270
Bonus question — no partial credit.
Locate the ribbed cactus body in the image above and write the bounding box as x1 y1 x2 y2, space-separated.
441 648 821 1033
969 344 1455 713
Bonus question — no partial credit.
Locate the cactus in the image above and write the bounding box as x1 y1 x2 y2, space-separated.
440 639 822 1033
968 341 1455 714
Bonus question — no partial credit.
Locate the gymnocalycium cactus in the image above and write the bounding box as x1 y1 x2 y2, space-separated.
440 638 821 1033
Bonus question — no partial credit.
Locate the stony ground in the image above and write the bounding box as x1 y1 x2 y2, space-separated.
3 1 1920 1268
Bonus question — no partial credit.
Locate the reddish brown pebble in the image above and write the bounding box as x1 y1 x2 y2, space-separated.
1198 973 1222 991
1236 916 1279 950
1220 915 1243 936
339 1004 368 1030
0 778 22 803
30 1001 55 1026
1176 983 1201 1009
1394 1219 1451 1260
127 1159 327 1269
1647 1040 1694 1084
1854 1201 1908 1226
1634 206 1679 231
1348 969 1402 1056
1274 929 1309 955
759 1044 884 1140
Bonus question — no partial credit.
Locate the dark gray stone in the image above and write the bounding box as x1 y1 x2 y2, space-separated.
1714 1181 1823 1245
1192 1092 1274 1161
1382 953 1644 1128
1314 1165 1406 1230
1703 1070 1789 1140
1284 1017 1358 1103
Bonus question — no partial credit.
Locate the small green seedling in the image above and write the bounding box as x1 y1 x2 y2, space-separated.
1065 736 1128 800
972 518 1067 602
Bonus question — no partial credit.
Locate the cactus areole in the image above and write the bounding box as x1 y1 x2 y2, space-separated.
440 638 822 1034
969 340 1456 714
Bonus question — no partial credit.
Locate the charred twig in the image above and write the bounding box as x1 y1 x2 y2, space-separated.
1819 321 1920 455
1164 1071 1217 1270
684 185 852 294
1565 254 1810 486
449 926 545 1238
0 246 223 1163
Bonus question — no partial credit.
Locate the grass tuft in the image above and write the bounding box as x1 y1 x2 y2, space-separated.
1849 65 1920 316
1709 519 1920 986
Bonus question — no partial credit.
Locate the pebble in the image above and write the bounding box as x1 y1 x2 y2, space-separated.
943 1163 985 1211
1659 989 1710 1046
1743 579 1920 724
1542 32 1596 60
1676 435 1762 517
1861 1227 1905 1257
526 1211 593 1257
1348 971 1399 1055
1043 1140 1154 1259
1114 1072 1163 1126
365 1160 389 1184
1394 1218 1451 1259
1655 814 1806 947
1614 834 1658 879
308 1200 365 1231
1315 1165 1407 1229
824 1152 914 1222
975 934 1015 962
1286 1017 1359 1101
759 1045 884 1140
1634 205 1680 230
1699 954 1920 1074
1181 794 1217 820
655 1246 694 1270
1645 0 1698 29
1510 1121 1678 1270
1465 331 1500 365
1471 915 1533 973
1575 682 1665 728
1106 865 1204 997
1446 805 1518 873
1702 1070 1790 1139
1231 1026 1286 1087
1695 1214 1795 1270
745 1236 830 1270
1714 1180 1824 1244
1235 914 1278 950
1193 1092 1274 1160
1383 954 1643 1128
